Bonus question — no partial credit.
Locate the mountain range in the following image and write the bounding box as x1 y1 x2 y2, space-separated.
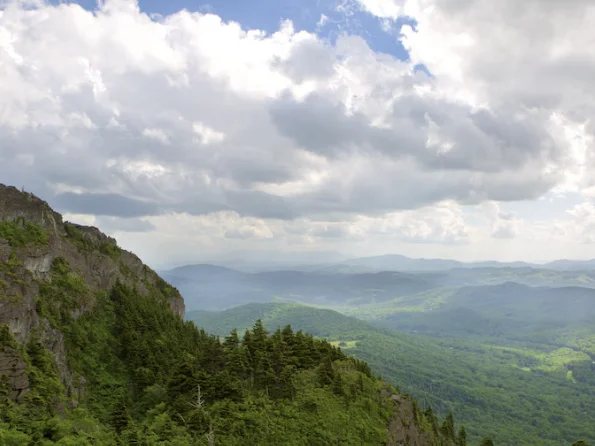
3 183 593 445
168 253 595 274
162 261 595 312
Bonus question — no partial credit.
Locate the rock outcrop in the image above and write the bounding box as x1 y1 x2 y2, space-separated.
0 340 28 402
0 184 185 402
386 393 438 446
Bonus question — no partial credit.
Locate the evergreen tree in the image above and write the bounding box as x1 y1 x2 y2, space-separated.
317 356 335 386
332 371 344 396
250 319 268 354
223 328 241 349
457 425 467 446
358 374 365 394
424 407 439 436
440 412 456 440
278 365 297 399
223 331 248 379
110 392 132 434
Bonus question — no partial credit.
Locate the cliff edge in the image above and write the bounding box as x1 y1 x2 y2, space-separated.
0 184 184 402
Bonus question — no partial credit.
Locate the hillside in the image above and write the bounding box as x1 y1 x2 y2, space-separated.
0 184 461 445
345 282 595 346
188 302 595 445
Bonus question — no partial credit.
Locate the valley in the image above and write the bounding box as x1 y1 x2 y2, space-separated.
176 261 595 445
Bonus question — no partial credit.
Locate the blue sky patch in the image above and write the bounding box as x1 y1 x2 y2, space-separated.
53 0 415 61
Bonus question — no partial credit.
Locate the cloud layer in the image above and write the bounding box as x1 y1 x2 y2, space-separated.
1 0 594 266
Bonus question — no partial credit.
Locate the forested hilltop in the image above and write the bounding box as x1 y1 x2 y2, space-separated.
0 183 468 445
189 303 595 445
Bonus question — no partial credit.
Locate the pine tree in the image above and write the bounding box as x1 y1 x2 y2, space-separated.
457 425 467 446
224 332 248 379
294 330 310 368
317 356 335 386
440 412 455 440
110 392 132 434
167 355 196 396
332 371 344 396
358 374 365 393
242 328 259 377
278 365 297 399
270 329 289 375
254 349 277 391
223 328 241 349
251 319 268 354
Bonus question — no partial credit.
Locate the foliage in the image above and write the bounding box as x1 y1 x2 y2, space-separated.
189 302 595 445
0 324 18 350
0 256 451 445
36 257 91 330
63 222 120 260
0 219 49 247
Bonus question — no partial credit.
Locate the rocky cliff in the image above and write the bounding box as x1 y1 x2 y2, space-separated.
385 391 446 446
0 184 184 403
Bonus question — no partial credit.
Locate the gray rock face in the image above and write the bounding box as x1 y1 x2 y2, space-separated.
384 390 441 446
0 183 185 403
23 253 53 278
0 184 63 234
0 347 29 401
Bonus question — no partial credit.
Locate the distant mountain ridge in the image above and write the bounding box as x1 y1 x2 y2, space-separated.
163 263 439 310
163 260 595 311
337 254 595 273
171 253 595 275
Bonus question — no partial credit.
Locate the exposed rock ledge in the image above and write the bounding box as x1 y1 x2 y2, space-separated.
384 390 438 446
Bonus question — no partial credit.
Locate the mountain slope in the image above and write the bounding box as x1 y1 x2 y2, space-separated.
188 302 595 445
348 282 595 344
0 184 458 445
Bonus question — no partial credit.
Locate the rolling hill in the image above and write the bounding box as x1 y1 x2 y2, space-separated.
187 302 595 446
343 282 595 349
164 261 595 313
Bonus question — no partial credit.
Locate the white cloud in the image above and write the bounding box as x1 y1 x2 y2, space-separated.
357 0 404 20
2 0 595 265
356 202 469 244
142 128 170 145
481 201 521 239
564 202 595 244
192 122 225 144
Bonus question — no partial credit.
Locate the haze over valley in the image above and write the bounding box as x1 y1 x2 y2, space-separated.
171 256 595 444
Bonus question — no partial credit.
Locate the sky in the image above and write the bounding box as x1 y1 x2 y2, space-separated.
1 0 595 269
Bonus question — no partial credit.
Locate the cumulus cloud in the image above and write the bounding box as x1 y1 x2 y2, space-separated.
481 201 521 240
1 0 594 264
356 0 405 19
564 202 595 244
